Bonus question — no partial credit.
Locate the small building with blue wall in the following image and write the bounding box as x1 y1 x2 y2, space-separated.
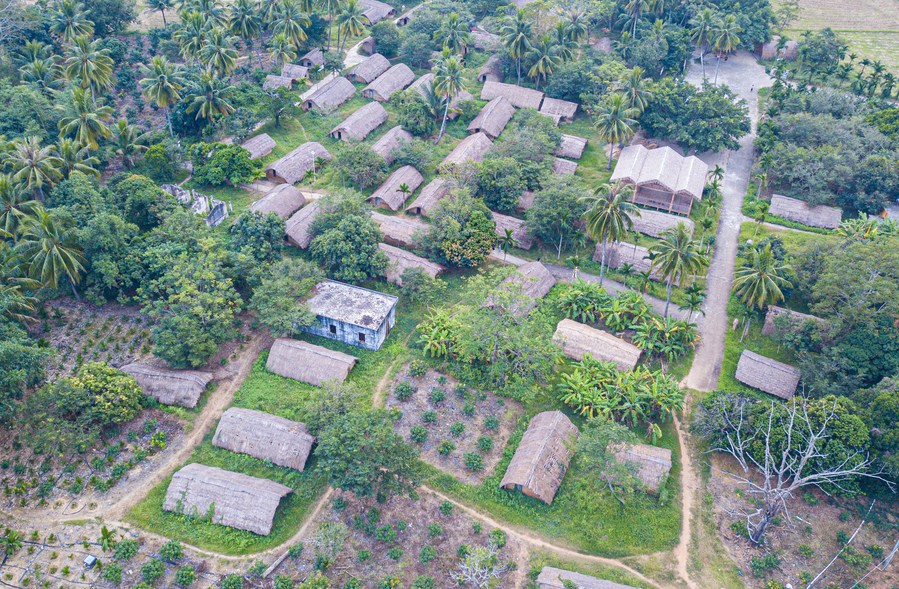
302 280 398 351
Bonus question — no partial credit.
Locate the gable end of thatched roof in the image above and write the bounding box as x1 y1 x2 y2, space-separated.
120 363 213 408
552 319 642 371
500 411 579 504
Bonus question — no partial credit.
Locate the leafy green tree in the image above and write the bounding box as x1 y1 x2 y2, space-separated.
82 0 136 36
420 190 497 267
334 143 387 189
370 21 400 57
0 322 49 424
582 181 638 285
525 176 585 259
395 90 437 137
574 418 642 499
189 142 261 186
250 259 322 336
310 216 388 283
229 211 284 264
474 158 525 213
648 222 708 317
108 173 174 232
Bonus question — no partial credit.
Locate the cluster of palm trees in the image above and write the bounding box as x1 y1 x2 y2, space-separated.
498 7 588 88
688 8 742 83
831 55 896 99
592 67 653 171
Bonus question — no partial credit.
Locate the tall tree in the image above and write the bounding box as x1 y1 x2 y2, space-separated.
689 8 716 79
318 0 341 50
228 0 263 62
54 138 100 179
268 32 298 67
499 8 532 85
15 207 85 297
527 35 561 90
594 93 638 170
432 52 464 144
174 11 209 61
110 120 148 168
712 14 741 85
336 0 364 53
648 222 708 316
0 175 39 238
618 66 652 113
732 244 791 310
63 36 114 100
56 87 114 150
6 137 63 200
200 27 239 75
49 0 94 42
581 181 639 285
184 73 235 120
435 12 471 55
272 0 311 48
139 56 185 137
147 0 173 27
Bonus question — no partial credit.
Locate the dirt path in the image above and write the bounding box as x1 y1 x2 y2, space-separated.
672 414 698 589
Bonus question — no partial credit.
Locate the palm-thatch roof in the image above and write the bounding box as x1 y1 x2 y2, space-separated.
631 209 695 238
240 134 276 160
394 2 424 25
539 97 578 121
163 463 291 536
471 29 501 51
768 194 842 229
553 157 578 175
554 134 587 160
516 190 535 212
213 408 315 471
368 165 424 211
263 75 293 90
363 63 416 101
406 178 450 216
480 80 544 110
599 241 660 279
735 350 801 399
120 363 213 408
439 132 494 171
299 48 324 68
761 305 827 337
250 184 306 220
359 0 395 24
408 73 435 96
537 567 639 589
359 36 376 55
349 53 391 84
301 76 355 113
371 211 428 248
492 211 533 249
372 126 413 164
379 243 444 285
611 443 672 494
468 96 516 139
500 411 579 505
285 201 320 249
266 337 357 385
758 35 798 60
611 145 708 202
329 102 389 141
496 261 556 316
477 55 503 83
281 63 309 81
266 142 332 184
552 319 642 371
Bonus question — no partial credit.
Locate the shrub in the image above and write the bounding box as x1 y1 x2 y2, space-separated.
464 452 484 471
412 577 434 589
439 500 453 516
798 544 814 558
379 576 401 589
274 576 293 589
429 388 446 405
729 520 750 539
409 360 427 377
457 544 470 558
247 560 267 578
477 436 494 452
375 525 397 543
488 529 507 548
484 416 500 430
438 440 455 455
462 403 476 417
175 566 196 587
749 554 780 578
221 574 243 589
160 539 183 562
837 530 849 545
450 422 465 437
422 411 437 424
765 581 784 589
868 544 884 559
395 381 414 401
332 497 348 512
387 547 403 561
839 511 851 522
140 559 164 585
357 550 371 562
101 563 122 584
343 580 362 589
419 545 436 564
114 539 139 561
428 522 443 537
410 426 428 443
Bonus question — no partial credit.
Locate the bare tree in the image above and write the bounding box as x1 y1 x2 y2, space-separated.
697 394 894 544
455 543 510 588
0 0 23 47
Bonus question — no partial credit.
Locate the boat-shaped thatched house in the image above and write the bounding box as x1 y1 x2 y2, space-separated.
735 350 801 399
477 55 503 83
631 209 694 238
480 80 543 110
329 102 388 141
379 243 444 285
439 132 494 172
266 337 357 385
492 211 533 249
303 281 399 351
280 63 309 82
372 126 413 164
359 0 395 24
553 134 587 160
249 184 306 219
120 363 213 408
768 194 842 229
368 165 424 211
610 145 707 216
761 305 827 337
495 261 556 316
500 411 579 504
406 178 450 216
163 464 291 535
539 97 578 122
240 134 276 160
213 408 316 471
266 142 332 184
263 75 293 90
301 76 355 113
471 29 501 51
348 53 390 84
516 190 535 212
363 63 415 101
371 211 428 248
537 567 639 589
599 241 660 279
553 157 578 175
552 319 642 371
612 443 672 494
468 96 515 139
299 48 324 68
285 201 320 249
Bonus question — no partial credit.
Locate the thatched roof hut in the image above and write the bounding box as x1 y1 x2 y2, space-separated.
537 567 638 589
266 142 332 184
539 97 578 122
762 305 827 337
349 53 390 84
329 102 388 141
394 2 423 25
768 194 842 229
406 178 450 216
163 464 291 536
471 30 501 51
372 126 413 164
554 134 587 160
599 241 659 279
500 411 579 505
359 0 395 24
611 144 708 215
120 363 213 408
263 75 293 90
440 132 494 172
301 76 355 113
241 134 276 160
249 184 306 219
758 35 798 60
553 158 578 175
516 190 535 212
363 63 415 101
379 243 444 285
299 48 324 68
285 202 320 249
480 80 544 110
408 73 435 96
281 63 309 81
631 209 695 238
359 36 376 55
735 350 801 399
468 96 516 139
477 55 503 83
612 443 672 494
492 211 534 249
368 165 424 211
497 261 556 316
552 319 642 371
213 408 315 471
266 337 358 385
371 211 428 248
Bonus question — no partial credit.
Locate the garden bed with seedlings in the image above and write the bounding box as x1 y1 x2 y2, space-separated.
386 364 523 485
272 490 528 589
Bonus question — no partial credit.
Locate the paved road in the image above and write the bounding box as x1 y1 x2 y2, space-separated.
682 52 773 391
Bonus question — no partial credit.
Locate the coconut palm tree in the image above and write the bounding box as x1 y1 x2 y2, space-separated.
273 0 311 48
528 35 561 90
617 66 652 113
200 27 239 75
712 14 741 85
49 0 94 42
16 40 51 64
6 137 63 200
318 0 341 50
689 8 716 78
268 33 298 67
54 138 100 178
15 207 85 297
229 0 263 62
552 22 577 62
63 36 114 100
191 0 227 26
732 244 791 311
57 87 114 151
174 11 210 61
185 72 235 120
110 120 148 168
0 175 39 238
648 223 708 317
499 9 532 85
19 59 63 95
435 12 471 56
147 0 174 27
336 0 365 53
432 52 465 144
564 9 588 44
624 0 649 36
581 181 639 285
594 93 638 170
139 56 185 137
678 287 705 323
